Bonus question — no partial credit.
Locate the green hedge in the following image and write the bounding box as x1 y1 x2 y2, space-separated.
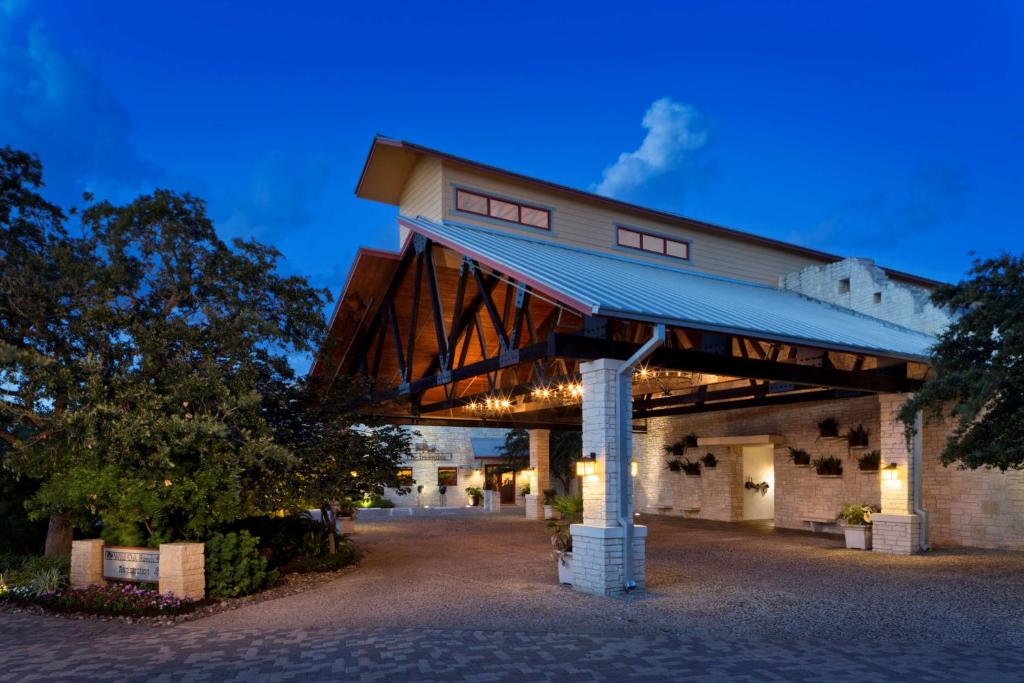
204 531 278 598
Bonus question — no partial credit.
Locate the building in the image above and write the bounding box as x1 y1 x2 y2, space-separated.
311 136 1024 595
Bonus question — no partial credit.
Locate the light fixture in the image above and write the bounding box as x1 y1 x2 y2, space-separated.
576 452 597 477
631 461 639 477
350 470 358 478
882 464 899 482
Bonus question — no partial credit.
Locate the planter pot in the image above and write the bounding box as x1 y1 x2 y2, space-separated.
339 516 355 535
555 551 573 585
470 496 481 507
543 505 558 520
844 525 872 550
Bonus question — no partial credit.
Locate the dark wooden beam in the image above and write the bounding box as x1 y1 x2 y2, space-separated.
634 388 870 419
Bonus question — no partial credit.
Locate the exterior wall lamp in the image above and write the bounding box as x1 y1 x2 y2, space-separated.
882 464 900 485
576 452 597 477
631 461 639 477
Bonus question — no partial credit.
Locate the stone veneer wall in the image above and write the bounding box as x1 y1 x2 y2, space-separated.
634 396 882 531
380 426 507 508
919 419 1024 550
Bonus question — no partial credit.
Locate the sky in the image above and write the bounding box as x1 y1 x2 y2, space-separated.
2 1 1022 369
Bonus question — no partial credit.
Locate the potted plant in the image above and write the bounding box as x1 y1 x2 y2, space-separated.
520 482 531 498
700 452 718 469
542 488 558 520
336 498 356 535
681 460 701 476
549 495 583 585
846 424 870 448
788 447 811 466
858 450 881 472
812 455 844 476
817 417 840 438
838 503 880 549
666 459 684 472
664 440 686 456
465 486 483 506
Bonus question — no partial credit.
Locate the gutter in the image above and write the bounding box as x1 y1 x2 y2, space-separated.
616 323 666 590
912 411 930 551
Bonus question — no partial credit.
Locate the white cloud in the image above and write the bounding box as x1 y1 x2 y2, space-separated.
593 97 707 198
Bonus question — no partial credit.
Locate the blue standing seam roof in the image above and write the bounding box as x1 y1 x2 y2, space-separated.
399 215 937 360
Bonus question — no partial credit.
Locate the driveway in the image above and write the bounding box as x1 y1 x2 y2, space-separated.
2 510 1022 681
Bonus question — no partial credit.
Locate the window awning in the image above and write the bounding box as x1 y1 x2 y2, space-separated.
398 215 936 361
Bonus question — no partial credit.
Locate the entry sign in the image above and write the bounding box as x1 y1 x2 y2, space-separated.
103 546 160 582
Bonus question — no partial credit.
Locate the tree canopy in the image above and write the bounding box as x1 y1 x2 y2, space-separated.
0 147 410 552
899 254 1024 470
498 428 581 490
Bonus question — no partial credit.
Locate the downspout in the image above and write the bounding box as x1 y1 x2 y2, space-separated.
617 323 666 590
912 411 930 551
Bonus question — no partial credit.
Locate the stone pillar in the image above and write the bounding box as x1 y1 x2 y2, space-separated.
525 429 550 520
70 539 106 588
483 489 501 512
570 358 646 596
158 542 206 599
874 393 921 555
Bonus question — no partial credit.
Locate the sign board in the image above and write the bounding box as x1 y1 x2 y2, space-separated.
103 546 160 582
410 451 453 462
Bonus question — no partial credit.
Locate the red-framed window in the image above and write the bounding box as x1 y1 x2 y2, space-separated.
455 188 551 230
616 226 690 261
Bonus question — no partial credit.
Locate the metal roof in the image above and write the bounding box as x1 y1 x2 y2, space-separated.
399 215 937 360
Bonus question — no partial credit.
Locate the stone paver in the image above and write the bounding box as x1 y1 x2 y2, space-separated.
2 510 1022 681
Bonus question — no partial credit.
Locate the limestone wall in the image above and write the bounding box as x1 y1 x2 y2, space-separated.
634 396 882 531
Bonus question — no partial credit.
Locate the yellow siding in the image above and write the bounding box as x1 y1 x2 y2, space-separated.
397 157 444 248
439 162 828 286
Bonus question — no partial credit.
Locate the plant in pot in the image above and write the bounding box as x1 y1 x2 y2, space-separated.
700 452 718 469
838 503 880 550
681 460 702 476
812 455 844 476
336 498 357 535
858 450 881 472
788 447 811 466
465 486 483 507
548 495 583 585
542 488 558 520
666 459 684 472
664 440 686 456
520 482 531 498
845 424 870 448
817 417 840 438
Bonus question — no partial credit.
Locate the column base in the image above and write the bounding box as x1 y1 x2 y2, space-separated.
524 494 544 520
872 513 921 555
569 524 647 596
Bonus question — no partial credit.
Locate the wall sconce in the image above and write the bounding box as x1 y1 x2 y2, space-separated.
576 452 597 477
631 461 639 477
882 464 899 481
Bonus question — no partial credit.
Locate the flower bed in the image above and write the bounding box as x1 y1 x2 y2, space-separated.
2 582 193 617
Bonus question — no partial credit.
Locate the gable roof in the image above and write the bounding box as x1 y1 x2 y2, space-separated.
358 136 944 290
399 215 937 361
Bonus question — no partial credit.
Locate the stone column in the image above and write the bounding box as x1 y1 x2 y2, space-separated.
70 539 106 588
525 429 550 520
570 358 647 596
873 393 921 555
158 542 206 599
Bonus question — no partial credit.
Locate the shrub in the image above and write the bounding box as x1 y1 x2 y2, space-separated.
788 448 811 465
225 515 321 569
838 503 880 526
3 555 70 595
357 494 395 509
846 424 870 448
680 460 702 476
541 488 557 505
817 417 839 438
812 456 844 476
548 495 583 554
289 537 357 573
858 450 882 471
205 531 278 598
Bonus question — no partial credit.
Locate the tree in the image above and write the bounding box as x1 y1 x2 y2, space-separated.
1 147 330 551
899 254 1024 470
498 428 581 491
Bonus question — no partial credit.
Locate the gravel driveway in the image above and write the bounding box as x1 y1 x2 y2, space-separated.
2 510 1022 681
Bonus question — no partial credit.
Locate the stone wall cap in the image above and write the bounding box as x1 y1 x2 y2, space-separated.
872 513 920 522
570 524 648 539
580 358 629 372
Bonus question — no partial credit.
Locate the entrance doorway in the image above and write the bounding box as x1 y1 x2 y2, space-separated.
741 445 775 521
484 465 517 505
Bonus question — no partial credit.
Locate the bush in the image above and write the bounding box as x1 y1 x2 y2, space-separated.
289 537 357 573
357 494 394 508
224 515 322 570
1 555 70 595
205 531 278 598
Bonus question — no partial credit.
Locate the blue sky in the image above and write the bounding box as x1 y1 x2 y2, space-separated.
3 1 1022 362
